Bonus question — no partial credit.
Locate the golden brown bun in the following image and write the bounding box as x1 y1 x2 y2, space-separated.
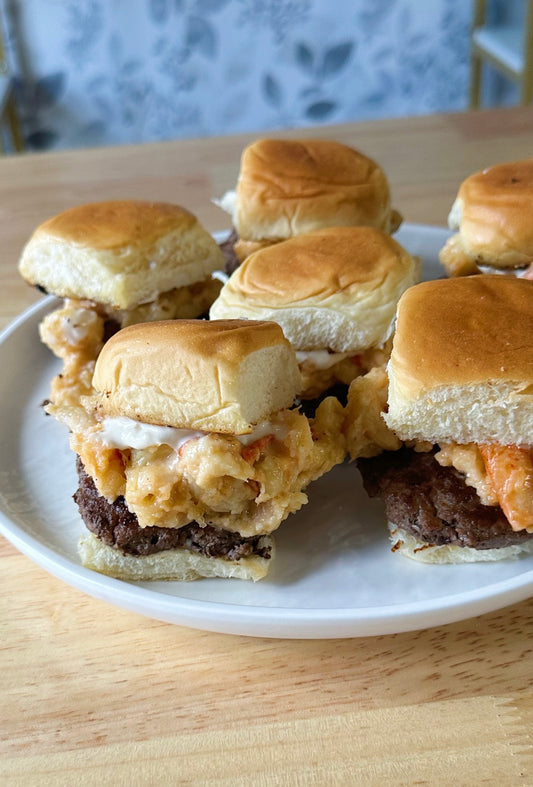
228 138 401 244
18 200 225 309
232 237 276 263
210 227 420 352
93 318 301 434
233 212 403 264
442 159 533 271
78 532 273 581
385 276 533 445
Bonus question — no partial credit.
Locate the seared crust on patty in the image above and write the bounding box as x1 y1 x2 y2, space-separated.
73 458 272 561
357 447 533 550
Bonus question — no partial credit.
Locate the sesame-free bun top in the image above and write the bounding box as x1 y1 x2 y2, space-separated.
447 159 533 268
385 276 533 445
210 227 420 352
92 319 301 434
18 200 225 309
227 138 401 243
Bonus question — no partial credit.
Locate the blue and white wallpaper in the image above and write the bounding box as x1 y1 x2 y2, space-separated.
3 0 472 152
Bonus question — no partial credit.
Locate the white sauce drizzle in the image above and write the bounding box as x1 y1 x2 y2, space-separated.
98 417 204 451
295 349 351 370
212 269 230 285
212 189 237 219
96 416 285 450
477 264 531 278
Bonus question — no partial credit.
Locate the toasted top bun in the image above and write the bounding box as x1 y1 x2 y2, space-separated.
448 159 533 268
226 138 400 243
210 227 420 352
385 276 533 445
92 318 301 434
18 200 225 309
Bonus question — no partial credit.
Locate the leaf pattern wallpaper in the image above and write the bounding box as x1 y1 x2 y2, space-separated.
3 0 472 152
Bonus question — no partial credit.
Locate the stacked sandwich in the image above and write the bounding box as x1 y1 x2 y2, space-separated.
24 136 533 580
210 226 419 413
356 275 533 563
15 138 426 582
439 159 533 279
54 319 345 581
344 160 533 563
18 200 224 407
216 137 402 271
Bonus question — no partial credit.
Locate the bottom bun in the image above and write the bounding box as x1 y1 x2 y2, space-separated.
388 524 533 564
78 532 274 581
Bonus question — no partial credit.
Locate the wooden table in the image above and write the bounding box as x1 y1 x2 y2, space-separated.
2 107 533 784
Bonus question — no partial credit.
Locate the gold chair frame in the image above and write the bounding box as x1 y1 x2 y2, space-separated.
470 0 533 107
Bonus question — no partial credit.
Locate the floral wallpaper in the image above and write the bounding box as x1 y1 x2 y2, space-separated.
2 0 472 152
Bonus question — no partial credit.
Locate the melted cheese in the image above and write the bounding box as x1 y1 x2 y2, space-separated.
61 307 101 345
39 302 105 407
344 367 401 460
436 442 533 532
298 341 393 399
39 277 222 409
435 443 498 506
69 404 346 538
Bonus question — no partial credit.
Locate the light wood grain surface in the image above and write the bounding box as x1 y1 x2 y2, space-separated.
2 107 533 785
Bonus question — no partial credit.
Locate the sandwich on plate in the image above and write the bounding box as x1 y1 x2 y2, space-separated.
52 318 345 581
210 226 419 410
216 137 402 271
439 159 533 278
18 200 224 407
357 275 533 563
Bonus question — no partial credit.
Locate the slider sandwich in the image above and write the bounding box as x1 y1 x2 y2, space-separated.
210 227 420 407
358 276 533 563
54 319 345 581
18 200 224 407
440 159 533 278
216 138 402 271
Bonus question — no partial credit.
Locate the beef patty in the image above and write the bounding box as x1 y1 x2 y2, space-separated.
357 447 533 550
73 458 272 561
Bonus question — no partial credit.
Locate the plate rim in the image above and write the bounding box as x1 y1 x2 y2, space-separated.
3 223 533 639
4 498 533 637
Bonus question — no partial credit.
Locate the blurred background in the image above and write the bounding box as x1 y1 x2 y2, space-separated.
0 0 529 154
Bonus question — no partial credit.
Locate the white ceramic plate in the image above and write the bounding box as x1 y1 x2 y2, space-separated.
3 223 533 639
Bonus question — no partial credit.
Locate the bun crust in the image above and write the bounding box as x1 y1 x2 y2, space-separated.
385 276 533 445
19 200 225 309
93 318 301 434
79 532 272 581
210 227 420 352
387 524 533 564
233 138 399 242
451 159 533 268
